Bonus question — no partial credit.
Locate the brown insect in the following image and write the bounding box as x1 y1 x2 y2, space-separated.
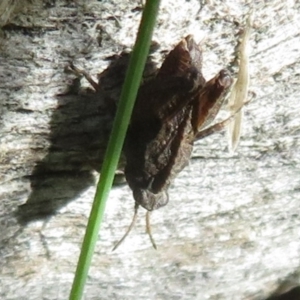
70 35 245 250
114 35 238 250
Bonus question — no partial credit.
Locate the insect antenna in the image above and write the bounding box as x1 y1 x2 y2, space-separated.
146 211 157 250
112 203 139 251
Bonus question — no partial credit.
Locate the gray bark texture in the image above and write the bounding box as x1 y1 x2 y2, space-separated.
1 0 300 299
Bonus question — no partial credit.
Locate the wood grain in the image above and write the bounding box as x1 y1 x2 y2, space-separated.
1 1 300 299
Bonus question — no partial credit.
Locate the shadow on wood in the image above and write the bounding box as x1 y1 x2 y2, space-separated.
16 50 158 225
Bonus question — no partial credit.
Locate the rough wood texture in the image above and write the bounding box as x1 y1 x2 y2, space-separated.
1 1 300 299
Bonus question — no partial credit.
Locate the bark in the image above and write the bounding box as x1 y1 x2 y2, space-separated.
1 0 300 299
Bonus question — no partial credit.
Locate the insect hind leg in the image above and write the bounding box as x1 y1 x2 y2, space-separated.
194 100 250 141
68 62 99 91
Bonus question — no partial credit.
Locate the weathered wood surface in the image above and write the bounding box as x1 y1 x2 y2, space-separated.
1 1 300 299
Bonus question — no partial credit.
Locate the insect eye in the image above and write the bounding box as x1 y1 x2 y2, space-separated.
188 67 199 79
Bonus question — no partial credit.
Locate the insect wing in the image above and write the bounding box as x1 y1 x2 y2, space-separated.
125 36 205 210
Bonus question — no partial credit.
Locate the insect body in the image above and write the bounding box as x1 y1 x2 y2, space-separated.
112 35 234 249
69 35 239 249
125 35 232 212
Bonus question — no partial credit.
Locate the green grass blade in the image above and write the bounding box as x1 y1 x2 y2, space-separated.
69 1 161 299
